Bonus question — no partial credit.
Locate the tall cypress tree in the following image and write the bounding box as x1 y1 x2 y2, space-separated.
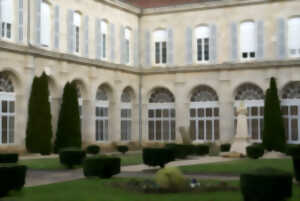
262 77 286 152
26 73 52 154
54 82 81 152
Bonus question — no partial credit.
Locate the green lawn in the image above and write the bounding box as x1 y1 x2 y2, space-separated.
180 158 294 175
19 153 142 170
3 178 300 201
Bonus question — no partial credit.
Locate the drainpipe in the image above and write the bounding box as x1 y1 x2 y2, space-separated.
138 16 142 146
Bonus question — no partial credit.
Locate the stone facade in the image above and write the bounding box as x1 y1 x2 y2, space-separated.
0 0 300 152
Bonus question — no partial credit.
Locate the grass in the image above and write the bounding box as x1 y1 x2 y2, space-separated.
19 153 142 170
4 178 300 201
179 158 294 175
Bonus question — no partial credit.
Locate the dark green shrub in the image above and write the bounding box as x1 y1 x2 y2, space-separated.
117 145 129 154
194 144 210 156
54 82 81 153
220 144 231 152
59 148 86 169
0 153 18 163
240 168 292 201
285 144 300 156
83 156 120 178
287 145 300 181
143 148 174 168
86 145 101 154
0 164 27 197
246 144 264 159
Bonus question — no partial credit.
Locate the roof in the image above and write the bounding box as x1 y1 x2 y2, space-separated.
122 0 222 9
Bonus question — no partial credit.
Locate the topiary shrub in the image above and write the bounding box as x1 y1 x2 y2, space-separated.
86 145 101 155
0 164 27 197
143 148 174 168
117 145 129 155
220 144 231 152
83 156 121 178
0 153 18 163
155 167 188 192
286 145 300 181
59 148 86 169
194 144 210 156
240 168 292 201
246 144 264 159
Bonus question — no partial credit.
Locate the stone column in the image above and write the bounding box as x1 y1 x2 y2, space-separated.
82 99 94 144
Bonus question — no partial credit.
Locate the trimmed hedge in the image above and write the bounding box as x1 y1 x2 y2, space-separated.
143 148 174 168
240 168 292 201
287 145 300 181
59 148 86 169
117 145 129 154
220 144 231 152
86 145 101 155
83 156 120 178
165 144 193 159
194 145 210 156
0 153 18 163
0 164 27 197
246 144 264 159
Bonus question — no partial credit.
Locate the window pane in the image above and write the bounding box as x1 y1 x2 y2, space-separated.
171 109 175 118
252 119 259 140
291 106 298 115
162 42 167 64
206 120 212 140
206 108 212 117
197 39 202 61
163 120 169 141
190 109 196 117
163 109 169 118
155 42 160 64
9 116 14 143
204 38 209 61
214 120 219 140
156 120 161 140
190 120 196 140
214 108 219 116
2 101 7 113
156 110 161 118
149 121 154 140
148 110 154 118
198 120 204 140
2 116 7 144
198 108 204 117
171 120 176 140
251 107 258 116
291 119 298 141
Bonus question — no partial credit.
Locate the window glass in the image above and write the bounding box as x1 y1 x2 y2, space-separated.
154 30 167 64
41 1 51 46
240 21 256 60
288 17 300 57
195 26 210 62
1 0 13 39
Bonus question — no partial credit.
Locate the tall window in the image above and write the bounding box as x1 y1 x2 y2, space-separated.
0 73 15 144
148 88 175 141
100 20 107 59
125 28 131 64
240 21 256 60
195 26 210 62
288 17 300 58
41 1 50 47
154 30 167 65
234 83 264 142
95 87 109 141
1 0 13 39
73 12 81 53
121 88 132 141
190 86 219 142
281 82 300 144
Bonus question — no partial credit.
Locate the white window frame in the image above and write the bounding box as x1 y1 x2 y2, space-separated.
95 100 109 142
240 21 257 61
195 26 210 64
121 103 131 141
288 17 300 58
153 30 168 65
40 1 51 47
0 92 15 145
1 0 13 40
125 28 131 65
73 12 81 54
100 20 107 60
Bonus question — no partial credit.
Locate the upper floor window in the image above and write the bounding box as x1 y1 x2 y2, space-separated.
240 21 256 60
195 26 210 62
1 0 13 40
288 17 300 58
154 30 167 65
41 1 50 47
125 28 131 64
73 12 81 53
100 20 108 59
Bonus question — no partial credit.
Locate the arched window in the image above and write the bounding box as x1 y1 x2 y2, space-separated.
41 1 51 47
288 17 300 58
154 30 167 65
121 88 132 141
281 82 300 143
125 28 131 64
1 0 13 39
240 21 256 60
100 20 108 59
0 73 15 144
95 86 109 141
234 83 264 142
190 86 219 142
195 26 210 63
73 12 81 53
148 88 175 141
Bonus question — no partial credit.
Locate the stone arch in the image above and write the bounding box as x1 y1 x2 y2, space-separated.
96 83 113 101
149 87 175 103
121 86 135 103
234 83 264 100
281 81 300 99
190 85 218 102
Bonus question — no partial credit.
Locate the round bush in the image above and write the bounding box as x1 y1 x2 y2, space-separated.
0 164 27 197
194 144 210 156
0 153 18 163
59 148 86 169
287 145 300 181
220 144 231 152
155 167 187 192
246 144 264 159
83 156 121 178
86 145 100 155
143 148 174 168
240 168 292 201
117 145 129 154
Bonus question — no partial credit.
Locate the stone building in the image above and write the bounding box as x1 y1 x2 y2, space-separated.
0 0 299 152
